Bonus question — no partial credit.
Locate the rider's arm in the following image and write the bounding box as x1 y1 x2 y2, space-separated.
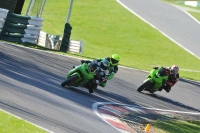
168 73 179 86
157 67 169 77
113 65 118 73
108 66 118 80
107 72 115 80
95 58 104 62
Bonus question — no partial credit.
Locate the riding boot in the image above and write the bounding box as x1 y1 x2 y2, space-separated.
158 87 163 91
84 83 94 93
88 87 94 93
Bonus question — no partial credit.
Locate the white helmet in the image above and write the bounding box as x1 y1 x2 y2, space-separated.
170 65 179 75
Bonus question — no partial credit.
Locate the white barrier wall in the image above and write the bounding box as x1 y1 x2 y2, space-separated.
38 31 84 54
37 31 47 47
69 40 84 54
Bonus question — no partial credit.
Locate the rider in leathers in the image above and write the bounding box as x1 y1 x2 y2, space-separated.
81 58 111 93
92 54 120 87
154 65 179 92
81 54 120 92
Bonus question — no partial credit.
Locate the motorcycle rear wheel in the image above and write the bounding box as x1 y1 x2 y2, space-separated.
137 80 152 92
61 75 79 87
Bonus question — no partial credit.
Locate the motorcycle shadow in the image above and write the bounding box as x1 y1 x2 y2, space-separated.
62 85 93 95
138 91 158 97
138 90 200 112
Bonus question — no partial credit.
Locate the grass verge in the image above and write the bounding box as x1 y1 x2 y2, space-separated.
0 110 48 133
150 120 200 133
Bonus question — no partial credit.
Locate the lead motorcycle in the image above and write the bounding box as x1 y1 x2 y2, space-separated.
137 68 169 93
61 62 99 93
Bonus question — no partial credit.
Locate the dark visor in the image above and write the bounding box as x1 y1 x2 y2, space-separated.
111 58 119 64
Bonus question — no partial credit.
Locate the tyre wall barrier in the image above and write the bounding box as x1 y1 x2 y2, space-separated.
0 8 43 44
60 23 72 52
38 31 84 54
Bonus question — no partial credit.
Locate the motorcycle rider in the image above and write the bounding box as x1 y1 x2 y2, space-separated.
154 65 179 92
82 59 111 93
81 54 120 88
92 54 120 88
93 59 110 81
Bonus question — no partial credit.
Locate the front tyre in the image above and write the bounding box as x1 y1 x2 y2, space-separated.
61 75 79 87
137 80 152 92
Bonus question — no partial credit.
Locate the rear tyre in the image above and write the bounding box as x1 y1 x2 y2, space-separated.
137 80 152 92
61 75 78 87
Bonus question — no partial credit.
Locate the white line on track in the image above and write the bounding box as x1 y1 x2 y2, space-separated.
173 4 200 25
93 102 200 115
116 0 200 60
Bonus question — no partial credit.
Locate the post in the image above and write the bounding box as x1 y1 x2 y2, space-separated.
14 0 25 14
39 0 46 17
25 0 46 17
25 0 33 16
60 0 74 52
66 0 74 23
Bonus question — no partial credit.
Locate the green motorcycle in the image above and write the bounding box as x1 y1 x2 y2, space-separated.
137 68 168 93
61 62 98 93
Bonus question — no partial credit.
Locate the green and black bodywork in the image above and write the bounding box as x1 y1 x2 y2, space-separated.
61 63 96 89
137 68 168 93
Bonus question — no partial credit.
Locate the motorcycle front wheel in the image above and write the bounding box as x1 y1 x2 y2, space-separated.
137 79 152 92
61 75 79 87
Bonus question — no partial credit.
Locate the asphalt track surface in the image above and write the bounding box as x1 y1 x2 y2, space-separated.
1 1 200 133
118 0 200 59
0 43 200 133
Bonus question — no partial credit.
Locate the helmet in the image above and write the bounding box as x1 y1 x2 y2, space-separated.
88 63 98 74
110 54 120 66
100 59 110 70
170 65 179 75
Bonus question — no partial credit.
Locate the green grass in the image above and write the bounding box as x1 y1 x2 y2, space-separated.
151 120 200 133
188 11 200 22
20 0 200 81
0 110 48 133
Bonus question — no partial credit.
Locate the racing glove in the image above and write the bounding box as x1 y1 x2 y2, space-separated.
107 72 115 80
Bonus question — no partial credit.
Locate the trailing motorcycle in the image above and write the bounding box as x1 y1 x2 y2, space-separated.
61 62 99 93
137 68 169 93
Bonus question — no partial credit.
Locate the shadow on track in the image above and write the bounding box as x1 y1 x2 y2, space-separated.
0 45 138 110
179 78 200 87
142 92 200 112
1 43 199 116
